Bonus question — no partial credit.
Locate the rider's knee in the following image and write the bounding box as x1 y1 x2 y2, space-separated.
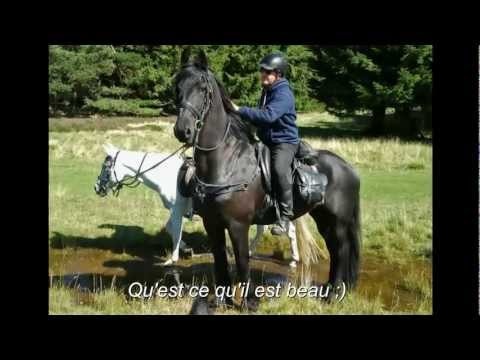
272 160 286 176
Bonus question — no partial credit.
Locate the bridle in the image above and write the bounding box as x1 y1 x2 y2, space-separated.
177 66 231 154
110 150 144 196
176 66 258 201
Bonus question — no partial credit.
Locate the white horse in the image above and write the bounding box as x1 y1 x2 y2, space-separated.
95 143 300 267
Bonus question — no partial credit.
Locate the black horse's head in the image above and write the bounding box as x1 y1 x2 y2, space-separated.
173 48 212 145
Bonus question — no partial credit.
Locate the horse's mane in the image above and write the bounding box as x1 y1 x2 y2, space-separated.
211 74 257 144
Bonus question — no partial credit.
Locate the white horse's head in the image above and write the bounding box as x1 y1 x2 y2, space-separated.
94 143 127 197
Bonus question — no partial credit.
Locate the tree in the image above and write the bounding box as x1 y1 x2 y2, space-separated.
409 45 432 135
49 45 116 115
309 45 432 136
202 45 320 111
49 45 323 117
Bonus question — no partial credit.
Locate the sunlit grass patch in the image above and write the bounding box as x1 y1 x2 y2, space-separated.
49 285 194 315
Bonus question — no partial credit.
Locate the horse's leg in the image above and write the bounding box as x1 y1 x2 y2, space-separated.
249 225 264 257
308 207 336 299
227 220 250 284
163 195 189 266
176 193 191 250
203 215 232 306
162 214 177 266
227 219 259 311
170 214 184 263
287 221 300 267
310 206 359 297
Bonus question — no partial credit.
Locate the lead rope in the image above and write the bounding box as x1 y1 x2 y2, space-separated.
134 144 187 178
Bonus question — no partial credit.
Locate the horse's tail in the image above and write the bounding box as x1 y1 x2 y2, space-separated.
294 216 328 267
346 190 362 289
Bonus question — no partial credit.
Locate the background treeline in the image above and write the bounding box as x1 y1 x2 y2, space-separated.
49 45 432 136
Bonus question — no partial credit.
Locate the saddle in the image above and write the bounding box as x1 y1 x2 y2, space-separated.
255 140 328 205
177 156 196 198
178 140 328 215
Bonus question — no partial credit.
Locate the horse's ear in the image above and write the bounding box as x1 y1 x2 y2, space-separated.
195 49 208 70
102 144 110 155
180 47 192 67
103 143 116 156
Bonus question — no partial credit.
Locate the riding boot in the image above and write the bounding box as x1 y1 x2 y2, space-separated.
271 189 294 236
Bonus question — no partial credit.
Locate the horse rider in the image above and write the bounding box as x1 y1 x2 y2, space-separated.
231 52 299 236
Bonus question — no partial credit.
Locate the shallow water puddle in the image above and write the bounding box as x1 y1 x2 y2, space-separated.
49 247 431 312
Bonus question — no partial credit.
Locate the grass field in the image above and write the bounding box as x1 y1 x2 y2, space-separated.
48 112 432 315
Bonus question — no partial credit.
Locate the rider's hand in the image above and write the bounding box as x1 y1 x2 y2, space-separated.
230 100 239 112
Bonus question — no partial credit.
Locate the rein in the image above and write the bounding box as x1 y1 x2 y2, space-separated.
110 144 188 197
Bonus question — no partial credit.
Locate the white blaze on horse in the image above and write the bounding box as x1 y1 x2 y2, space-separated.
94 143 301 267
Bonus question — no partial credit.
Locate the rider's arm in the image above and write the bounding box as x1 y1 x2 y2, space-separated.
238 90 292 125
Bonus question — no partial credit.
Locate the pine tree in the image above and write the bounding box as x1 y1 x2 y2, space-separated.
49 45 116 115
310 45 432 136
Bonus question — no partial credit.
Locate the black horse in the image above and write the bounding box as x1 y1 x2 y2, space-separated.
173 49 361 311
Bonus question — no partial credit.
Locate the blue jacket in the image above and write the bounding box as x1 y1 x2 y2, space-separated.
238 78 299 146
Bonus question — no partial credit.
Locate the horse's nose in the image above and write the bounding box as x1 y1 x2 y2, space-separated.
174 124 185 142
174 123 193 144
94 182 106 196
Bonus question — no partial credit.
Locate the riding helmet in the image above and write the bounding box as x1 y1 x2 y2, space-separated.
259 52 288 77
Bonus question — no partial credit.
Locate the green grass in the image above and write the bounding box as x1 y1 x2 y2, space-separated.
397 268 432 302
49 285 194 315
299 112 432 171
49 112 432 315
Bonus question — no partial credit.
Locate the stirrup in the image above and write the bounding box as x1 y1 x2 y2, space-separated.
271 220 288 236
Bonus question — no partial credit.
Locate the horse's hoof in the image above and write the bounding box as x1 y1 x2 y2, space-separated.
189 297 214 315
242 296 260 313
319 284 336 303
160 259 176 267
323 293 335 304
289 260 298 268
214 295 234 309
